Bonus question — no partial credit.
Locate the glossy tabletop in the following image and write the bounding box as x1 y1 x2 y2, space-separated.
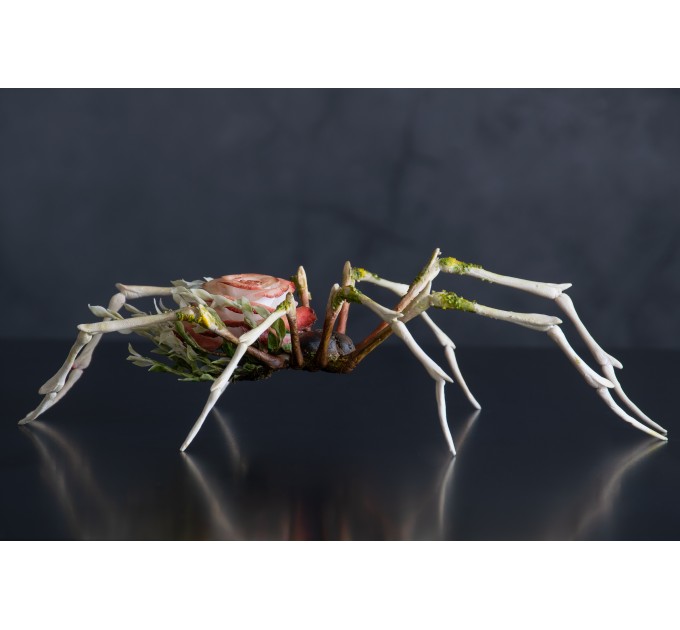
1 340 678 540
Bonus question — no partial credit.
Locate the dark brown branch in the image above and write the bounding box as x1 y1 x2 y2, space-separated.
336 260 353 335
315 285 342 369
395 247 440 312
337 324 393 372
285 308 304 368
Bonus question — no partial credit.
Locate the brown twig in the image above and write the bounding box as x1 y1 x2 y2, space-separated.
337 325 392 373
315 284 343 369
286 307 304 368
336 260 353 335
395 247 440 312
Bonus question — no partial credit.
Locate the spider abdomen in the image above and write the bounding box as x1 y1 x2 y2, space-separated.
299 329 355 363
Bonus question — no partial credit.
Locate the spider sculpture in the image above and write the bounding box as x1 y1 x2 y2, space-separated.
19 249 667 454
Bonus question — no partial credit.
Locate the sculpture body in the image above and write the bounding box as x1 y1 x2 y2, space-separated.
20 250 667 453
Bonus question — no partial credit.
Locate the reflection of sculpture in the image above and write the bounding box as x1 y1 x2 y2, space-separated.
20 408 479 539
22 422 213 539
22 422 113 538
540 439 664 540
182 409 480 540
21 250 666 455
21 406 663 540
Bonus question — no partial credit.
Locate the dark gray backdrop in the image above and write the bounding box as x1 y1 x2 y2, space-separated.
1 89 678 347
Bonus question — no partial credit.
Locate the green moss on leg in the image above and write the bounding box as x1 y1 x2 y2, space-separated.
431 291 477 312
439 257 482 275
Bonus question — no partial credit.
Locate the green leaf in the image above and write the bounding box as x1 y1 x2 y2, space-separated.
252 305 271 319
221 341 237 357
267 330 278 353
268 326 279 351
174 321 205 353
265 316 286 353
124 300 274 383
272 317 286 339
236 298 260 329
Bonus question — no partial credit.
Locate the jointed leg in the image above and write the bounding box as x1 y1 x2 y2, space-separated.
19 364 87 425
336 261 353 335
293 266 311 308
421 313 481 410
20 285 176 425
438 255 666 435
332 285 457 454
286 305 304 368
36 330 94 397
392 318 456 454
425 290 667 441
73 285 174 372
315 284 343 369
335 250 666 447
554 293 664 434
349 266 481 409
179 299 294 451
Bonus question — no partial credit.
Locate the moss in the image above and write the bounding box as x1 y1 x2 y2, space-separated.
276 298 291 313
412 264 428 285
176 309 196 323
176 304 226 332
351 267 380 282
331 292 344 311
332 286 363 311
434 291 477 312
409 250 441 288
440 257 482 275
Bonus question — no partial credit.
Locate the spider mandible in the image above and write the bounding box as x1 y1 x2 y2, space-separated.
19 249 667 453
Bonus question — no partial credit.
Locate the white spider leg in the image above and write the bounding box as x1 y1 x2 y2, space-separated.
19 368 86 425
389 319 453 385
179 343 248 452
429 292 667 442
77 311 178 333
19 293 180 425
555 293 666 435
74 285 175 371
40 285 175 395
422 314 481 410
441 259 665 435
179 299 293 452
444 262 572 300
36 330 93 396
436 380 455 455
391 320 455 454
20 330 95 425
353 270 481 410
337 286 456 454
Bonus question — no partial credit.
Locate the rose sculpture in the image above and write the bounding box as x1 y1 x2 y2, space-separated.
183 274 316 352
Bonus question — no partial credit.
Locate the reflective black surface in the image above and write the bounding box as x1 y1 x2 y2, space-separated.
2 341 678 539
